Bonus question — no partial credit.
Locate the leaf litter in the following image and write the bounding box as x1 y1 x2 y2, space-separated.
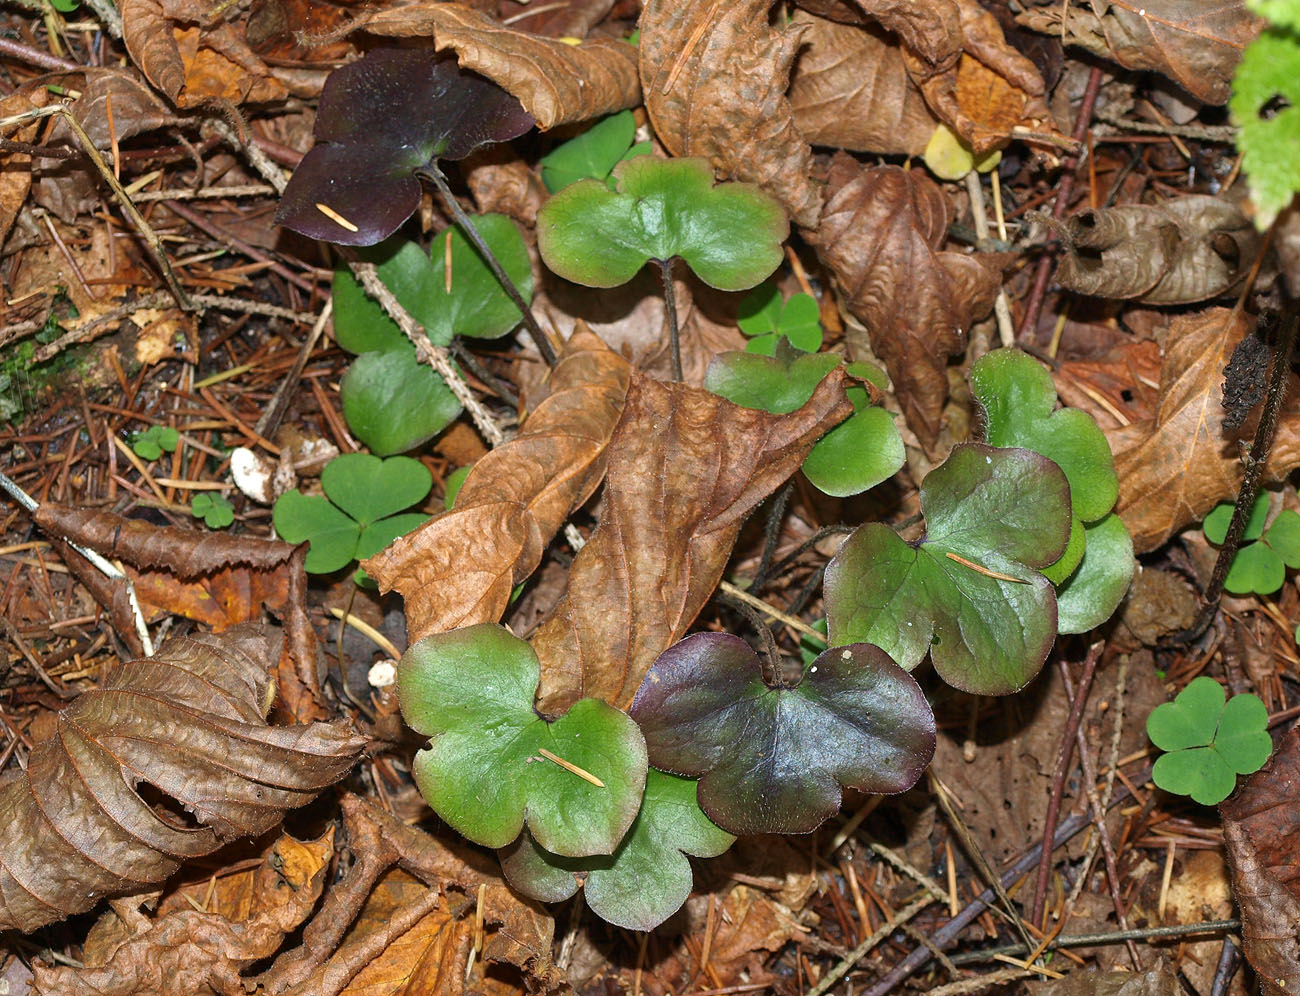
2 0 1300 989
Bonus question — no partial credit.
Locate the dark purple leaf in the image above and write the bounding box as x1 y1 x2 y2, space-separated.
275 49 534 246
628 633 936 835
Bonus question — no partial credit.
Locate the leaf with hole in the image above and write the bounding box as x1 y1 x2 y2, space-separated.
1148 676 1273 805
536 156 788 291
970 348 1133 632
627 633 936 835
275 49 534 246
824 443 1071 695
1230 25 1300 228
272 454 431 574
737 281 823 354
499 768 734 930
397 623 647 855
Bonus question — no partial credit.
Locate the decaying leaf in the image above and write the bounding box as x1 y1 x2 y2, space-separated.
639 0 822 227
0 626 362 934
1055 196 1262 304
1220 728 1300 996
33 829 335 996
1017 0 1262 105
809 154 1004 450
0 88 46 246
1026 968 1183 996
364 328 631 643
1108 308 1300 552
356 4 640 130
531 369 852 713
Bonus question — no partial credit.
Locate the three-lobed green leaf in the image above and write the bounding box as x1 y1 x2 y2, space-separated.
1203 494 1300 595
499 768 734 931
191 492 235 529
398 624 648 856
130 425 178 461
825 443 1072 695
737 281 823 354
627 633 936 835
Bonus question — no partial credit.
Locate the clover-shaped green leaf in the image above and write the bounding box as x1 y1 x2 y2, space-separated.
1230 25 1300 228
627 633 936 835
537 156 788 291
539 111 652 193
191 492 235 529
272 453 431 573
824 443 1071 695
275 50 534 246
398 624 647 855
1203 496 1300 595
1147 676 1273 805
499 768 734 930
130 425 178 461
737 281 823 354
970 348 1133 633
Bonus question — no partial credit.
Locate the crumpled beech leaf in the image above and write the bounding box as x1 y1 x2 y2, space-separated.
0 626 363 933
398 623 648 856
1054 196 1262 305
275 48 534 246
824 443 1071 695
1148 676 1272 805
499 769 735 931
536 155 788 292
970 348 1133 633
628 634 937 835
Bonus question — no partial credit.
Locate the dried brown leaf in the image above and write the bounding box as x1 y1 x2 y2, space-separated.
496 0 614 39
639 0 821 227
364 328 631 644
531 369 852 713
787 12 940 157
1053 338 1163 431
33 830 334 996
1221 728 1300 996
809 155 1004 450
1026 969 1182 996
1017 0 1262 105
0 88 45 246
355 4 639 129
0 626 362 934
1055 196 1261 304
1108 308 1300 552
128 564 292 631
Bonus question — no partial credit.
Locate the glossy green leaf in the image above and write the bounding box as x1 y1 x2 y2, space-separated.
540 111 637 192
627 634 936 835
802 405 904 498
339 348 462 456
273 491 362 573
499 769 735 930
1055 513 1136 634
1230 26 1300 227
537 156 788 291
191 493 235 529
398 624 647 856
824 444 1071 695
704 348 839 414
1203 493 1269 544
1224 540 1285 595
427 214 533 340
1041 515 1086 586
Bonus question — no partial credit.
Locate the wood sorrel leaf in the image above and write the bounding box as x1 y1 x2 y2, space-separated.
275 49 534 246
398 624 647 856
499 769 735 930
824 443 1071 695
627 633 936 835
536 156 788 291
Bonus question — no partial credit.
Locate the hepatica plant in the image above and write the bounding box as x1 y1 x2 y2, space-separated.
1147 676 1272 805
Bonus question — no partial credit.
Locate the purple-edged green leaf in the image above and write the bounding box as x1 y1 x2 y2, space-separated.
272 491 361 573
537 156 788 291
398 624 647 856
321 453 431 525
627 633 936 835
824 444 1071 695
276 50 534 246
499 768 735 931
339 348 462 456
1055 512 1135 634
705 348 839 414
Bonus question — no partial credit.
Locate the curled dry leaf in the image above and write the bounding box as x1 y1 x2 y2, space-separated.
1016 0 1262 105
809 154 1005 450
121 0 286 106
1220 728 1300 996
531 369 852 713
1055 196 1262 305
0 88 44 246
1108 308 1300 552
33 830 335 996
364 328 631 643
0 626 362 934
357 3 640 130
639 0 821 227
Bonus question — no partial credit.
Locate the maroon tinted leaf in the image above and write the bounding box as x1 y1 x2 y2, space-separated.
628 633 935 835
275 49 534 246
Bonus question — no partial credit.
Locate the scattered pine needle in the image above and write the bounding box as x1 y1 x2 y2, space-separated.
537 747 605 787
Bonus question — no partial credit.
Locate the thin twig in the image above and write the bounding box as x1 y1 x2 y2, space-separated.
946 920 1241 967
806 893 937 996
